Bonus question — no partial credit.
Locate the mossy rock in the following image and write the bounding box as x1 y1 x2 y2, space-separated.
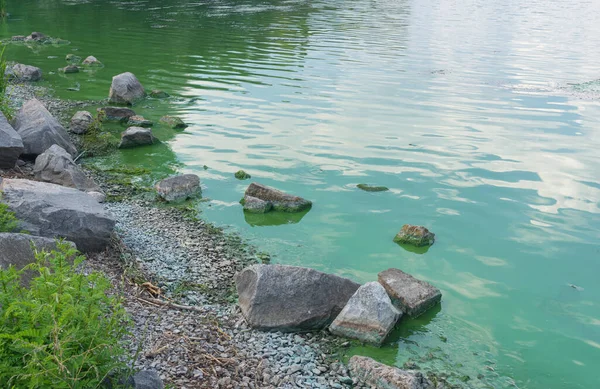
159 115 187 129
60 65 79 74
357 184 389 192
393 224 435 247
235 170 251 180
65 54 81 63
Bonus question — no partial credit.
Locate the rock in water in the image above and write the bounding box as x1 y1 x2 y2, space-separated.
244 182 312 213
109 72 146 105
155 174 201 202
348 356 432 389
10 63 42 81
25 31 47 42
60 65 79 74
378 268 441 317
0 178 115 252
329 282 401 345
70 111 93 134
150 90 169 98
0 111 24 169
357 183 389 192
235 264 360 332
393 224 435 247
159 115 187 129
98 106 136 122
127 115 153 127
241 195 272 213
13 98 77 158
0 233 76 285
235 170 251 180
118 127 156 148
34 144 100 192
82 55 102 66
65 53 82 63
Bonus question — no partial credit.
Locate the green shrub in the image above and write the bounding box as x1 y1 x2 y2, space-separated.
0 45 14 121
0 241 132 388
0 194 18 232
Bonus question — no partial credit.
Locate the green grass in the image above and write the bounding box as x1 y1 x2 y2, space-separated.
0 193 18 233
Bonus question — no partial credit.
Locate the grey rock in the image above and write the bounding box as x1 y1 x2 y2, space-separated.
65 54 81 63
0 178 115 252
60 65 79 74
82 55 102 66
155 174 200 202
69 111 93 134
0 111 24 169
132 370 164 389
25 32 47 42
235 264 360 332
118 127 156 149
11 35 26 41
378 268 441 317
11 63 42 81
34 144 100 192
98 106 136 122
13 98 77 158
393 225 435 247
244 182 312 213
159 115 187 129
348 356 432 389
329 282 401 345
109 72 146 105
0 233 76 285
127 115 153 127
87 191 106 203
242 195 272 213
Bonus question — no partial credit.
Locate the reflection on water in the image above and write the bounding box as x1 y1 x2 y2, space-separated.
244 209 311 227
3 0 600 388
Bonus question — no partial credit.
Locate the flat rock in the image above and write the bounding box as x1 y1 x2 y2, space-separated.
13 98 77 158
155 174 200 202
127 115 153 127
393 225 435 247
348 356 432 389
235 264 360 332
10 63 42 81
109 72 146 105
69 111 93 134
34 144 100 192
0 111 24 169
0 233 76 285
82 55 102 66
378 268 441 317
132 370 164 389
0 178 115 252
98 106 136 122
118 127 156 149
159 115 187 129
244 182 312 213
242 195 272 213
329 282 401 345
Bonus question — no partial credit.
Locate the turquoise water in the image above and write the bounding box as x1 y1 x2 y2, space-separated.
2 1 600 387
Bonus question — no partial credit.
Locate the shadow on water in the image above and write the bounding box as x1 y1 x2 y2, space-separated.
395 242 432 254
243 208 311 227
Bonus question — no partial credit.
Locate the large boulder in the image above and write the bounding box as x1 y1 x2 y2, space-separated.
244 182 312 213
329 282 401 345
13 99 77 158
98 107 136 122
10 63 42 81
69 111 94 134
393 225 435 247
235 264 360 332
378 268 441 317
155 174 200 202
109 72 146 105
34 144 100 192
0 111 23 169
118 127 156 149
0 233 76 285
0 178 115 252
348 356 432 389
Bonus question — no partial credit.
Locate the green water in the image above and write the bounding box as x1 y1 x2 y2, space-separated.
3 1 600 388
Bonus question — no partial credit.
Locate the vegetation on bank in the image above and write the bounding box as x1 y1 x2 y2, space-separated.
0 194 18 232
0 242 132 388
0 45 14 120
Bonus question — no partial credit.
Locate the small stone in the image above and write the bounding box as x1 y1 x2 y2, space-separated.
65 54 81 63
393 224 435 247
109 72 146 105
118 127 156 149
159 115 188 129
60 65 79 74
357 184 389 192
82 55 102 66
69 111 93 134
235 170 251 180
241 195 272 214
98 106 136 122
155 174 201 202
128 115 154 127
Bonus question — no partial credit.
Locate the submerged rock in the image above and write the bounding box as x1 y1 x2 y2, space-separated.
24 31 47 42
235 264 360 332
329 282 401 345
357 183 389 192
348 356 432 389
34 144 100 192
109 72 146 105
13 98 77 158
378 268 442 317
393 224 435 247
159 115 187 129
0 178 115 252
82 55 102 66
235 170 251 180
11 36 26 41
155 174 200 202
118 127 156 149
69 111 94 135
127 115 153 127
241 195 272 213
10 63 42 81
150 90 169 98
65 53 82 63
60 65 79 74
98 106 136 122
0 111 24 169
244 182 312 213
